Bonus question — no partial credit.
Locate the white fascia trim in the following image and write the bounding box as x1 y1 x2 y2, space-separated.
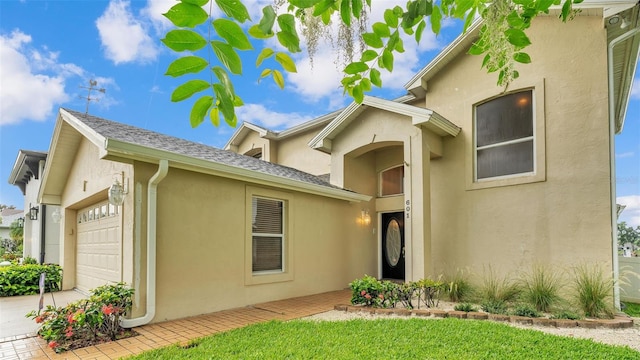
308 101 361 152
37 112 67 203
104 139 371 203
7 152 27 186
276 110 341 140
571 0 637 17
59 109 108 154
223 122 273 150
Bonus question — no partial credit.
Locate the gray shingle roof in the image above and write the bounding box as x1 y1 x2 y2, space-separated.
63 109 341 190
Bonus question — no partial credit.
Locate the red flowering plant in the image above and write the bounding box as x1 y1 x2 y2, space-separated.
349 275 400 308
26 282 134 353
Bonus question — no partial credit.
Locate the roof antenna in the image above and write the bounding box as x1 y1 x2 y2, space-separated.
79 79 106 114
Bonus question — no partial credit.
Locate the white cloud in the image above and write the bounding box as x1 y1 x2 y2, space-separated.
142 0 177 33
96 0 159 64
618 195 640 228
236 103 314 130
0 30 71 125
616 151 635 158
631 77 640 100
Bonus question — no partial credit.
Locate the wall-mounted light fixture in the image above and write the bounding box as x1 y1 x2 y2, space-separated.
108 172 128 206
620 16 630 29
361 210 371 226
29 204 39 221
51 208 62 223
16 217 24 228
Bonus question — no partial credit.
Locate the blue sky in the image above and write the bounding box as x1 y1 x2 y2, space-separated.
0 0 639 226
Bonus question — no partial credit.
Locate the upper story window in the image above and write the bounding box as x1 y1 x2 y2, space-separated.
475 90 534 181
379 165 404 196
245 148 262 160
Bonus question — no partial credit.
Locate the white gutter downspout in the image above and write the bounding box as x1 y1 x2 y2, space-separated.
607 24 640 310
121 160 169 328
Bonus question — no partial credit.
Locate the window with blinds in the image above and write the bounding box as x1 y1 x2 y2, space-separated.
252 196 284 273
380 165 404 196
475 90 534 180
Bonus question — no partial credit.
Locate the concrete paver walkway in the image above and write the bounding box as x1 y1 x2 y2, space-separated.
0 290 351 359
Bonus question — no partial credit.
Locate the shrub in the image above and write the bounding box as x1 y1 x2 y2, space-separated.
414 278 445 308
454 303 478 312
443 268 473 302
551 310 582 320
481 299 508 314
572 264 614 319
511 304 540 318
349 275 398 308
26 282 134 353
0 264 62 297
519 264 561 313
23 256 38 265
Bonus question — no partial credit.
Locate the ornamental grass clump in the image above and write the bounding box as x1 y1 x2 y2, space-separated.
443 268 474 302
26 282 134 353
571 264 614 319
519 264 562 313
478 266 520 304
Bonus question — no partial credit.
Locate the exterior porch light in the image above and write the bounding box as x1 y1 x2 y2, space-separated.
29 204 39 220
16 217 24 228
108 173 128 206
51 208 62 223
361 210 371 226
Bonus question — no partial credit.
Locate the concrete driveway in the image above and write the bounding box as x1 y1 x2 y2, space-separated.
0 290 86 339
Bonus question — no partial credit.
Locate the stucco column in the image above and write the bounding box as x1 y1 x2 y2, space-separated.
405 128 432 281
61 208 76 290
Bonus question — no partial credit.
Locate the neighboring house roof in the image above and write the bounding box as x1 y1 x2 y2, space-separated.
405 1 640 134
223 94 417 151
308 95 461 153
38 109 370 205
7 150 48 195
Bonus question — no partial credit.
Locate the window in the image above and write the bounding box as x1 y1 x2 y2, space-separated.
245 148 262 160
252 197 284 273
475 90 534 180
380 165 404 196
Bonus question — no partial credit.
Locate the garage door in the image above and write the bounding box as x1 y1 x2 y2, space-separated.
76 201 122 293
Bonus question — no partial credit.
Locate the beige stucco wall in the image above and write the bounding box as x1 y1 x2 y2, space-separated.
58 137 134 291
276 129 331 176
235 131 274 161
130 163 374 322
425 14 612 277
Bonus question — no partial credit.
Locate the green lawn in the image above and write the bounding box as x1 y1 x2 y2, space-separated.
623 302 640 317
127 318 638 359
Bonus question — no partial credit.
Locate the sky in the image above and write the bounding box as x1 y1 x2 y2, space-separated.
0 0 639 227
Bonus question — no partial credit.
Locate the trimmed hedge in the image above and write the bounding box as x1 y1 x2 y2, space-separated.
0 264 62 297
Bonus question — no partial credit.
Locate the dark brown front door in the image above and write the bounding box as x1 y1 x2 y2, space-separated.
381 212 405 280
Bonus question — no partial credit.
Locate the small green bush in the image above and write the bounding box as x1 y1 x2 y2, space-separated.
0 264 62 296
443 268 473 302
519 264 561 313
572 264 614 319
350 275 398 308
26 282 134 353
23 256 38 265
478 266 520 304
511 304 540 318
621 302 640 317
551 310 582 320
481 299 508 314
454 303 478 312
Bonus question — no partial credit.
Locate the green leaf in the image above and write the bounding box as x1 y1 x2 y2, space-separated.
344 62 368 74
215 0 251 22
341 74 361 87
256 48 275 66
352 0 363 17
277 14 296 33
275 52 297 73
258 6 276 35
213 83 235 123
289 0 322 8
171 80 210 102
362 33 383 48
513 52 531 64
161 30 207 52
313 0 336 17
506 11 525 29
225 114 238 127
163 2 208 28
272 69 285 89
560 0 571 21
360 78 372 92
381 48 394 72
453 0 474 18
259 68 272 81
213 19 253 50
394 36 404 53
415 20 426 43
212 66 235 95
505 28 531 47
384 9 398 28
277 31 301 53
210 107 220 127
372 22 391 38
430 6 442 34
361 49 378 62
468 42 485 55
352 83 364 103
190 96 213 128
165 56 208 77
181 0 208 6
370 68 382 87
462 7 476 32
340 0 351 26
249 25 273 39
211 41 242 74
233 95 244 106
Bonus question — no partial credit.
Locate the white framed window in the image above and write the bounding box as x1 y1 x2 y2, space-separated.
251 196 284 273
379 165 404 196
475 90 534 181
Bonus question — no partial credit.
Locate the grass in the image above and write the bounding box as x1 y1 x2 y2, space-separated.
519 264 561 313
572 264 614 318
623 302 640 317
126 318 639 360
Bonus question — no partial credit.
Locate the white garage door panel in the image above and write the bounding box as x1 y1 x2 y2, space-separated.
76 202 122 293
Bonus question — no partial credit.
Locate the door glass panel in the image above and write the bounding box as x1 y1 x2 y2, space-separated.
385 219 401 267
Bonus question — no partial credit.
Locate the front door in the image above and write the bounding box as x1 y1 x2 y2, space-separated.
381 212 405 280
